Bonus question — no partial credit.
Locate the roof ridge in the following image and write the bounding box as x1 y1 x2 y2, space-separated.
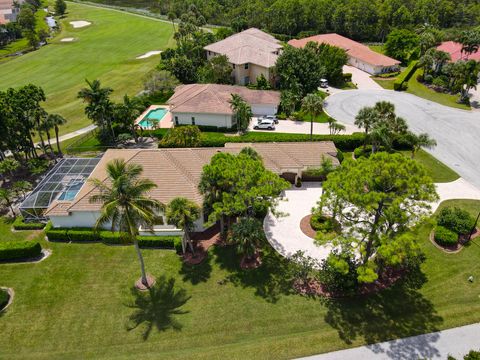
169 84 209 111
161 150 200 189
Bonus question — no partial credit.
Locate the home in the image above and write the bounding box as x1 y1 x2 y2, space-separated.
204 28 282 85
168 84 280 129
288 33 401 75
436 41 480 62
0 0 22 24
42 143 340 235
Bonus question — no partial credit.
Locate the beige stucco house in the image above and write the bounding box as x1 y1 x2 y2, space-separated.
168 84 280 129
204 28 282 85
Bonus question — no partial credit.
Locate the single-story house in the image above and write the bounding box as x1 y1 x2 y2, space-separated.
204 28 282 85
45 142 340 235
0 0 22 24
168 84 280 128
436 41 480 62
288 33 401 75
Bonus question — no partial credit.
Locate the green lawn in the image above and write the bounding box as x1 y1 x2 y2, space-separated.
0 2 175 136
1 198 480 359
406 69 470 110
400 149 460 183
368 44 385 54
372 78 395 90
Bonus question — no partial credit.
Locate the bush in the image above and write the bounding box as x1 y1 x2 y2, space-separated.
434 226 458 246
376 72 400 78
138 235 182 249
0 241 42 261
353 145 388 158
13 216 45 230
394 61 418 91
319 249 358 294
0 288 9 310
437 207 476 235
342 73 352 82
336 149 344 163
310 213 341 234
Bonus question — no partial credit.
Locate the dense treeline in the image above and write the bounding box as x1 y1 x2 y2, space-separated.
82 0 480 40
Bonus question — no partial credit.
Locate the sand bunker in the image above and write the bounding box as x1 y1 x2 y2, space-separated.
136 50 162 59
61 37 75 42
70 20 91 28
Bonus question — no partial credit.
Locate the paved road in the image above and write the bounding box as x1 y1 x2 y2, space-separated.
249 119 358 135
324 90 480 189
297 322 480 360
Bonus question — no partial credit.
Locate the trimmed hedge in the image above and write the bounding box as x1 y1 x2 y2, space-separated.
13 216 46 230
0 288 9 310
0 241 42 261
437 207 476 235
394 61 418 91
45 223 182 252
434 226 458 246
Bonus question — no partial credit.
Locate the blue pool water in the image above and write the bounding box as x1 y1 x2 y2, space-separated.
57 182 83 201
138 108 168 128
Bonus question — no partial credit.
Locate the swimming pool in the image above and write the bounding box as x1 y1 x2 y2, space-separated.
138 107 168 128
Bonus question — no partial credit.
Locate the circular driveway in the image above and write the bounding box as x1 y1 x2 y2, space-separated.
264 182 332 262
324 90 480 189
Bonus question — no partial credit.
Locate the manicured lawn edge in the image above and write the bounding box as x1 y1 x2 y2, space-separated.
12 216 46 230
0 241 42 261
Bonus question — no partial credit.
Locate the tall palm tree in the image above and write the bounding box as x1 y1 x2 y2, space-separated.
229 94 252 134
47 114 67 156
78 79 115 142
166 197 200 254
40 115 55 158
89 159 164 289
230 217 265 262
301 93 323 140
354 106 377 149
405 132 437 158
114 95 142 143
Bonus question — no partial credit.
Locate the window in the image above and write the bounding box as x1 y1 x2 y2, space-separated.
174 116 179 125
191 117 195 125
244 63 249 69
233 64 236 69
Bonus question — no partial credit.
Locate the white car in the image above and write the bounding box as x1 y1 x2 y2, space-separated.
254 119 275 130
258 115 279 124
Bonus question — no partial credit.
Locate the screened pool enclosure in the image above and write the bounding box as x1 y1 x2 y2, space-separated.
20 157 101 221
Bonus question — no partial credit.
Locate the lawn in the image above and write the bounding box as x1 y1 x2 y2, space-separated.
368 44 385 54
0 2 175 136
406 69 470 110
1 198 480 359
372 78 395 90
400 149 460 183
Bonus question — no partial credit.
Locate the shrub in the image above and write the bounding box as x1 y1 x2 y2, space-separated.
13 216 45 230
353 145 388 158
393 61 418 91
138 236 182 249
0 241 42 261
0 288 9 309
342 73 352 82
310 213 341 234
336 149 344 163
437 207 476 235
319 249 358 294
434 226 458 246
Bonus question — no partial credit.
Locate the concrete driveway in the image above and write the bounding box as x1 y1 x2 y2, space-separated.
343 65 383 90
324 89 480 189
249 118 357 135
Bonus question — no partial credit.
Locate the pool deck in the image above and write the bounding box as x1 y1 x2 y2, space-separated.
135 105 173 129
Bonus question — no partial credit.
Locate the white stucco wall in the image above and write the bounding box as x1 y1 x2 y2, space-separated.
172 112 234 128
347 56 399 75
250 64 270 84
251 104 278 116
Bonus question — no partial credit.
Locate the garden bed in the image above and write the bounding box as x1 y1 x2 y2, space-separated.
430 227 479 253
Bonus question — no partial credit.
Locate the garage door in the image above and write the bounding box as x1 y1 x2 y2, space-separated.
251 104 277 116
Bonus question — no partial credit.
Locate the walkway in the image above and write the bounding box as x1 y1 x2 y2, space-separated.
297 322 480 360
324 89 480 189
344 65 383 90
264 179 480 263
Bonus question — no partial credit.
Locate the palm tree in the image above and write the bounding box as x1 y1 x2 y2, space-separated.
459 29 480 57
78 79 115 142
114 95 142 143
301 93 323 140
373 101 395 122
47 114 67 155
229 94 252 134
431 50 451 75
328 119 345 135
405 132 437 158
166 197 200 254
369 123 391 153
230 217 265 262
89 159 164 289
354 106 377 149
40 115 55 158
12 180 32 200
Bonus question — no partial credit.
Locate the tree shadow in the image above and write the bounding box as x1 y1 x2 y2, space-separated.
323 267 444 359
125 275 190 340
178 254 213 285
213 245 294 303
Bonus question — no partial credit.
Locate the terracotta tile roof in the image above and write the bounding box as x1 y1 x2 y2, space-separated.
47 142 338 215
168 84 280 115
288 33 400 67
204 28 282 68
436 41 480 62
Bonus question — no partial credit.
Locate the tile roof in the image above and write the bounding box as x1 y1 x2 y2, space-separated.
168 84 280 115
46 142 339 215
436 41 480 62
204 28 282 68
288 33 400 67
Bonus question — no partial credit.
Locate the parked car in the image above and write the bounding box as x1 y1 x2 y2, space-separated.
254 119 275 130
257 115 279 124
320 78 329 88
